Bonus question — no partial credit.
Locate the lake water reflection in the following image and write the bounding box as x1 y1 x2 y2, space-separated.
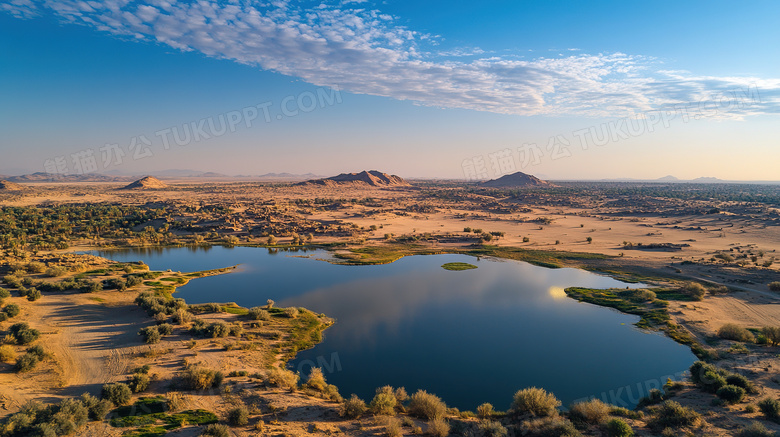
91 246 696 410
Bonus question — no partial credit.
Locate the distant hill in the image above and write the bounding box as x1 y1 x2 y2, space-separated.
120 176 169 190
301 170 410 187
0 180 24 191
8 172 126 183
481 171 554 188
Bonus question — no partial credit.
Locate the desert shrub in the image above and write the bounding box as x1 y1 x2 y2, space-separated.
769 282 780 292
394 387 409 403
9 322 41 345
718 323 755 342
266 367 299 389
568 398 609 424
477 403 495 419
26 288 42 301
758 398 780 421
408 390 447 420
172 308 192 324
165 392 186 412
371 387 398 415
762 326 780 346
726 373 757 394
716 385 745 404
182 366 223 390
324 384 343 402
520 416 581 437
227 405 249 426
247 307 270 321
478 420 508 437
126 276 143 288
44 266 68 277
104 278 127 291
605 418 633 437
341 394 367 418
15 352 40 372
129 373 150 393
0 345 14 362
680 282 706 300
79 280 102 293
3 303 20 317
228 323 243 337
101 383 132 406
0 288 10 298
138 326 161 344
736 421 777 437
384 416 402 437
157 323 173 335
203 423 230 437
427 417 450 437
647 401 700 430
80 393 112 420
26 262 46 273
305 367 327 392
284 307 299 318
627 289 656 302
206 321 230 338
689 361 728 393
512 387 561 417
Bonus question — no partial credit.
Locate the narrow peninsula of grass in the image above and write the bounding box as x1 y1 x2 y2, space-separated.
441 262 478 271
109 397 218 436
565 287 711 359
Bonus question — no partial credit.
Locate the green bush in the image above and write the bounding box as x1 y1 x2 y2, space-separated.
0 288 10 298
758 398 780 421
408 390 447 420
736 421 777 437
157 323 173 335
725 374 756 394
247 307 270 321
568 398 609 424
606 418 633 437
341 394 367 418
284 307 299 318
172 308 192 324
647 401 700 430
227 405 249 426
512 387 561 417
80 393 112 420
769 282 780 292
266 367 299 389
129 373 151 393
718 323 755 342
203 423 230 437
370 388 397 415
716 385 745 404
15 352 40 373
138 326 161 344
26 288 42 301
681 282 706 300
9 322 41 345
3 303 20 317
101 383 132 406
206 321 230 338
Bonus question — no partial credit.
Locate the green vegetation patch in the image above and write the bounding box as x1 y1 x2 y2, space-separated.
466 245 611 269
279 309 333 360
109 397 217 436
441 262 478 271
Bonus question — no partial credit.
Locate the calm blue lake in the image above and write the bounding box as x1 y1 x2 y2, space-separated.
90 246 695 410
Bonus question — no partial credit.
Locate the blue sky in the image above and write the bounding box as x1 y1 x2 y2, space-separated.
1 0 778 180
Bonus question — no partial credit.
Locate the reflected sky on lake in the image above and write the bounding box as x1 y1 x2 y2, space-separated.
92 246 695 410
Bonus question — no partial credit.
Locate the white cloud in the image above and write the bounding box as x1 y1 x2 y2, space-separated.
7 0 780 117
